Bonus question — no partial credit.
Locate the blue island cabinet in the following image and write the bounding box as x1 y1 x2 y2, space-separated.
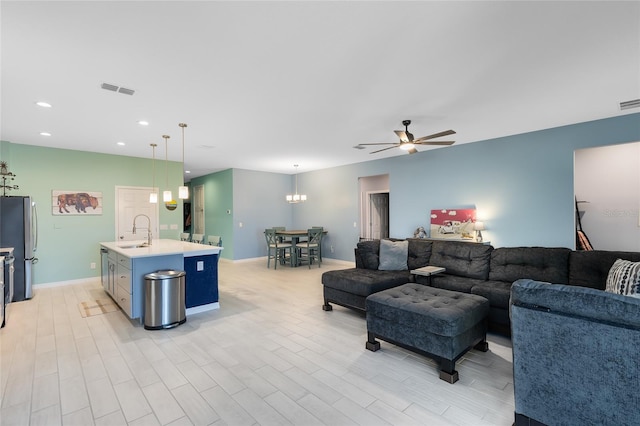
183 253 219 309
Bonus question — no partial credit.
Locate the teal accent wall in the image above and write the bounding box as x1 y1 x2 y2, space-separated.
0 142 184 284
188 169 234 259
2 113 639 283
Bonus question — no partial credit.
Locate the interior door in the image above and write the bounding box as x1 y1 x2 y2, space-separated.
116 186 159 241
369 192 389 239
193 184 205 235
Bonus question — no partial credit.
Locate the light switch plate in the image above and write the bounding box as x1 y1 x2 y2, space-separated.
170 224 178 230
160 224 168 230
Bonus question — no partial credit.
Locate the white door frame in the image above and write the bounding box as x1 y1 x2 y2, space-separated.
362 190 389 239
115 186 159 241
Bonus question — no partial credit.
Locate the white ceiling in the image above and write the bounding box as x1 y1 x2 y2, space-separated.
2 1 639 179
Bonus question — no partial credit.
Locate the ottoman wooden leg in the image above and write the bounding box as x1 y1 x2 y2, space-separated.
474 339 489 352
365 332 380 351
439 359 459 384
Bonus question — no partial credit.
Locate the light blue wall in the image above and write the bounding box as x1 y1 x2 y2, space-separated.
233 169 292 259
287 113 640 261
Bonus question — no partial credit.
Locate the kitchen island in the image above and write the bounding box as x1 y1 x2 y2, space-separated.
100 239 222 322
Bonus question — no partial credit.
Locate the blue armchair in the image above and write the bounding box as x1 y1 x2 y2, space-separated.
510 279 640 426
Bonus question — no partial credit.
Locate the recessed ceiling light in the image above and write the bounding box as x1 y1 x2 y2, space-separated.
137 120 149 126
39 132 51 136
185 170 191 174
36 101 52 108
117 141 125 146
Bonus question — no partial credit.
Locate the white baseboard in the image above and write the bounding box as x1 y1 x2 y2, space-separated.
186 302 220 316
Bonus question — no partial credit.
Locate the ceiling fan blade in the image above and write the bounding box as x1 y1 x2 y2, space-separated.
413 129 456 142
370 146 399 154
414 140 455 146
358 142 398 146
394 130 409 142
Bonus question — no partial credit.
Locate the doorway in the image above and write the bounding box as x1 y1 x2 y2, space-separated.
359 174 390 240
193 184 205 235
115 186 159 241
368 192 389 239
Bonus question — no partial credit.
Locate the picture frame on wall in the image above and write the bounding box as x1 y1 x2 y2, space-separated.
430 208 476 240
52 190 103 215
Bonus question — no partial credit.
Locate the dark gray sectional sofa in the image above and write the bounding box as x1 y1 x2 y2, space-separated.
321 238 640 335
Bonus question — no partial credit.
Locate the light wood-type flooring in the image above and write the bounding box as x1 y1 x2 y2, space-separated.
1 258 514 425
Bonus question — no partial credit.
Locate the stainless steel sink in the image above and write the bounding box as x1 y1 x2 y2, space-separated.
118 243 149 249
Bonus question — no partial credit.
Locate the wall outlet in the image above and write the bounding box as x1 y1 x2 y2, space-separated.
239 222 243 228
330 245 334 253
353 222 357 227
90 262 96 269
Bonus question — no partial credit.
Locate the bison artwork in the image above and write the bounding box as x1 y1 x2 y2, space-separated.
57 193 99 213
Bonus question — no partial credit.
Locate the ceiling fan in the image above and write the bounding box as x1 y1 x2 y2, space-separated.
358 120 456 154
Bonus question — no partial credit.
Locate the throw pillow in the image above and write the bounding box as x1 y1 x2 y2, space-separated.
605 258 640 299
378 239 408 271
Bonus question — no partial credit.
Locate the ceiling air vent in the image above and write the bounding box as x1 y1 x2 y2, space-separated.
101 82 135 96
118 87 135 96
101 82 118 92
619 99 640 110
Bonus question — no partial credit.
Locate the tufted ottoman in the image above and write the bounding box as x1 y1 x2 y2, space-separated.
365 283 490 383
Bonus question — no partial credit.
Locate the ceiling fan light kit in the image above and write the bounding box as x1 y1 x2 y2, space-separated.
359 119 456 155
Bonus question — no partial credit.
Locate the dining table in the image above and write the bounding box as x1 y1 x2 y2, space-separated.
275 229 327 267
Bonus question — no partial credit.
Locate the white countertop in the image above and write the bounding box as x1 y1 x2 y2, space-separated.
100 239 223 258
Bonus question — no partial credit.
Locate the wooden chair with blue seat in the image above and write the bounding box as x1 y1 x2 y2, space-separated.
297 228 323 268
265 228 292 269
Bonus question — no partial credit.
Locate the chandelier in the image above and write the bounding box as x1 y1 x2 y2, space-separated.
286 164 307 203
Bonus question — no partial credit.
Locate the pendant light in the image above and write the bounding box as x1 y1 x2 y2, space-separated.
178 123 189 199
286 164 307 203
162 135 172 202
149 143 158 203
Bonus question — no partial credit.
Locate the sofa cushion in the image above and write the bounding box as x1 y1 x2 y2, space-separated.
570 250 640 290
407 238 433 270
378 239 408 271
470 280 512 309
605 259 640 299
429 241 493 280
427 274 487 294
489 247 571 285
321 268 411 297
357 240 380 270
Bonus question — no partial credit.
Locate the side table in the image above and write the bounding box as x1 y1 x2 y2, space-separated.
411 265 446 285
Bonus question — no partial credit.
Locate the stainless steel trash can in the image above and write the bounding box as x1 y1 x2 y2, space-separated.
144 270 186 330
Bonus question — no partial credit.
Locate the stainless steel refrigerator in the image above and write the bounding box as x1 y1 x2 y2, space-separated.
0 196 38 301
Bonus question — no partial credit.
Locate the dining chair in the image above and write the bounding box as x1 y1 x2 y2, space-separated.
297 228 323 268
265 228 292 269
191 233 204 244
273 226 291 244
311 226 324 261
180 232 190 241
207 235 222 246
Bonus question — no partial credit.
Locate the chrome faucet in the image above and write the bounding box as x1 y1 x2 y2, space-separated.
132 214 152 245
